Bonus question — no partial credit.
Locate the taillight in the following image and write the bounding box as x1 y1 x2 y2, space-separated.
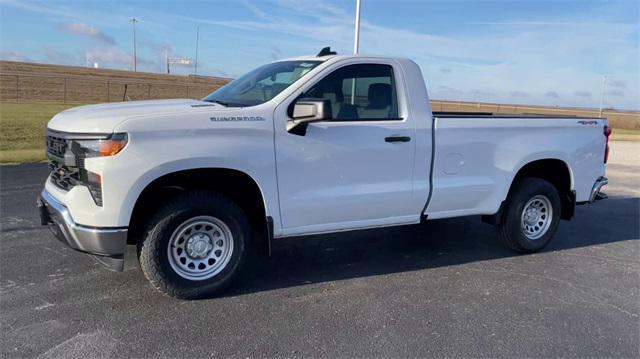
604 125 612 163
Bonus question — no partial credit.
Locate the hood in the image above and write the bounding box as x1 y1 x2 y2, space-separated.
47 99 220 133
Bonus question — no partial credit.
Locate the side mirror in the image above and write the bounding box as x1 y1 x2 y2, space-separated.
287 99 332 134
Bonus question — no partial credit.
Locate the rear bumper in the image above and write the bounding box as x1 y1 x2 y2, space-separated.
38 189 127 271
588 176 608 203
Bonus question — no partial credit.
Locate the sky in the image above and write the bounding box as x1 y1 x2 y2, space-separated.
0 0 638 110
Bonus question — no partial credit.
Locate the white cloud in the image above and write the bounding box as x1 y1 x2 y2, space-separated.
137 39 195 74
608 79 627 89
545 91 560 99
0 50 32 62
0 0 80 19
43 47 80 65
607 89 625 97
86 47 133 66
59 22 115 45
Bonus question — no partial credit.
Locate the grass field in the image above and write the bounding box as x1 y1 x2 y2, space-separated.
611 128 640 141
1 101 638 164
0 103 76 163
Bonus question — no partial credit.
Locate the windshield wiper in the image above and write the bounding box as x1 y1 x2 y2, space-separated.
204 100 232 107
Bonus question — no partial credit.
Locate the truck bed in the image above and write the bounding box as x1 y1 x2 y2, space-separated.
425 114 607 219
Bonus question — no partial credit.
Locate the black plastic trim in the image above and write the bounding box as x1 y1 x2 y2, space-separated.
433 112 602 119
328 117 405 122
385 136 411 143
561 190 576 220
266 216 274 257
421 117 437 216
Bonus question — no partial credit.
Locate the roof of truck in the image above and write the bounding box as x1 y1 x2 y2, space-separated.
279 53 408 63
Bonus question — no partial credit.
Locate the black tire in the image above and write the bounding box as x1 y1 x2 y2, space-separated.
497 177 561 253
138 191 250 299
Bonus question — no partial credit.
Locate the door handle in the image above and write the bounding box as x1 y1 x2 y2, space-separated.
385 136 411 143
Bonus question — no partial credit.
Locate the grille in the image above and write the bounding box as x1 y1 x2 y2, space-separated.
44 130 102 206
48 161 80 191
46 132 79 191
46 134 67 158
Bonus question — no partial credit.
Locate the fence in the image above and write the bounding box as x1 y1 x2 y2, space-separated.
0 72 227 104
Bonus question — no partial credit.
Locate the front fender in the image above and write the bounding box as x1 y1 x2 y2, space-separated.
117 157 272 226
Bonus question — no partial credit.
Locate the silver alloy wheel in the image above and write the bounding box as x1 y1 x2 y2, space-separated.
167 216 234 281
520 194 553 240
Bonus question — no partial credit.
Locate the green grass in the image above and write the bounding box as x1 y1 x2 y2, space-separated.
0 102 77 163
611 128 640 141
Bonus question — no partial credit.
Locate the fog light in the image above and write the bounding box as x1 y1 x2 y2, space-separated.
84 171 103 206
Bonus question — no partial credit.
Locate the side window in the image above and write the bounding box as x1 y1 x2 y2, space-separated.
302 64 400 121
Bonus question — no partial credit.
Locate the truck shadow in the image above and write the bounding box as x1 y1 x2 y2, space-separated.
224 196 639 298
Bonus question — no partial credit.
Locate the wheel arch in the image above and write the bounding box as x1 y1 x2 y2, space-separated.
509 158 575 220
126 166 271 254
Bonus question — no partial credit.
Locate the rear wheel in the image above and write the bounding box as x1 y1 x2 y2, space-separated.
138 191 249 299
497 177 561 252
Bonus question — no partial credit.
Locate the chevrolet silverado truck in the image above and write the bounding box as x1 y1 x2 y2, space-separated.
38 48 610 299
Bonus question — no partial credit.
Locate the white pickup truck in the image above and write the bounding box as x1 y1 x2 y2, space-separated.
38 48 610 299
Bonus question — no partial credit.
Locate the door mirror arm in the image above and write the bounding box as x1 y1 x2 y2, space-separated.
287 99 332 135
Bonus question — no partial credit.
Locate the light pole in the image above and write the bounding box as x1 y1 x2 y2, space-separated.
353 0 361 54
194 26 200 75
599 75 607 118
350 0 362 104
130 17 139 72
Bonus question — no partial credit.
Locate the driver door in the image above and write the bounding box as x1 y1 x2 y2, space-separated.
274 62 417 235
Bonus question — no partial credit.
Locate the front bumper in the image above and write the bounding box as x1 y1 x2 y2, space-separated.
38 189 127 271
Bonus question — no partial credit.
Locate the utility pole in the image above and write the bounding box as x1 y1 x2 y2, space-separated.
353 0 361 54
130 17 139 71
599 75 607 118
194 26 200 75
350 0 362 104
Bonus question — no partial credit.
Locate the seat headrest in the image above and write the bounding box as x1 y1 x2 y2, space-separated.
323 81 344 103
367 83 391 109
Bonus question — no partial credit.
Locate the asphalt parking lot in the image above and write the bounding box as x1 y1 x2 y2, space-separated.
1 141 638 358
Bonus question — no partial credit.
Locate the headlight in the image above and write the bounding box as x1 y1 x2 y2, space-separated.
68 133 127 206
73 133 128 158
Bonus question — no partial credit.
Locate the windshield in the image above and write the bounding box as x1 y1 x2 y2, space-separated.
203 60 322 107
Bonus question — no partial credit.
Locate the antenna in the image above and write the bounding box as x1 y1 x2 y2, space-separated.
317 47 337 57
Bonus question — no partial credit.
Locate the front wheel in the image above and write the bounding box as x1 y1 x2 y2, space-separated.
497 177 561 252
138 191 250 299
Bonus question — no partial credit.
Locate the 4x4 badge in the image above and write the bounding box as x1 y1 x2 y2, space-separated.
577 120 598 125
